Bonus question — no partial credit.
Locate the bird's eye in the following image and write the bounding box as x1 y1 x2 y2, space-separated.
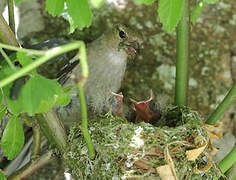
119 30 127 39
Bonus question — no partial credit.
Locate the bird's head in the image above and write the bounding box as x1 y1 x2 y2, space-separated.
105 24 143 59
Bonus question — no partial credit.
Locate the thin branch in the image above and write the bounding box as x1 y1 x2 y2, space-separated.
8 150 56 180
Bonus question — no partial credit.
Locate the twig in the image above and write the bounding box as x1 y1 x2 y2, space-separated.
8 150 56 180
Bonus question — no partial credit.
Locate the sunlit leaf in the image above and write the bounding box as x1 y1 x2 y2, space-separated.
190 1 206 24
0 171 6 180
66 0 92 30
158 0 184 33
17 52 37 74
46 0 65 16
90 0 105 8
1 115 24 160
21 74 62 115
56 93 71 106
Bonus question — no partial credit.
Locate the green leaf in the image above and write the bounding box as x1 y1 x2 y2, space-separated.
56 93 70 106
1 115 24 160
158 0 184 33
21 74 62 115
66 0 92 30
90 0 105 8
190 1 206 24
17 52 37 74
0 105 7 125
14 0 24 5
133 0 155 5
46 0 65 16
3 83 25 115
0 171 6 180
36 98 56 114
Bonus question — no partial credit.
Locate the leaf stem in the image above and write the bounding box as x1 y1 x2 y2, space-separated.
7 0 15 34
0 47 15 69
0 42 45 55
206 83 236 125
74 41 95 159
0 41 83 88
175 0 190 106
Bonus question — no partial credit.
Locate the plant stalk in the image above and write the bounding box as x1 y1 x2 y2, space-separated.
175 0 190 106
206 83 236 125
7 0 15 34
77 82 95 159
36 109 67 152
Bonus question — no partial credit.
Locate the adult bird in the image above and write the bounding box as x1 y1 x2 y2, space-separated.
56 24 143 124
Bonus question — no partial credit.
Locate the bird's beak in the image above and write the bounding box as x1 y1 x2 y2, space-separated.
121 40 141 59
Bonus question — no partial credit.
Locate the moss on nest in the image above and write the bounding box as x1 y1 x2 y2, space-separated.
63 105 218 179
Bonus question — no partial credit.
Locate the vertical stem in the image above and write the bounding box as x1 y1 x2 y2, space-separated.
206 83 236 125
7 0 15 34
175 0 190 106
77 82 95 159
31 124 41 156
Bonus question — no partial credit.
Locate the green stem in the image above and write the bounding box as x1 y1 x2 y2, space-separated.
190 0 206 24
213 146 236 180
77 82 95 159
8 150 55 180
0 41 84 88
31 124 41 156
175 0 190 106
0 42 45 55
7 0 15 34
75 41 95 159
36 109 67 153
0 14 18 46
218 146 236 173
206 83 236 125
0 47 15 69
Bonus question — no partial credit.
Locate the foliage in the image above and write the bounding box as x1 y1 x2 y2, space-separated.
1 115 24 160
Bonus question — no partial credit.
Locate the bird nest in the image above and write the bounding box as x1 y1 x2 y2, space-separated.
63 105 220 180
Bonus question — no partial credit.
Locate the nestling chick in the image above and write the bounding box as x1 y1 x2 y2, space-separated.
57 25 142 123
